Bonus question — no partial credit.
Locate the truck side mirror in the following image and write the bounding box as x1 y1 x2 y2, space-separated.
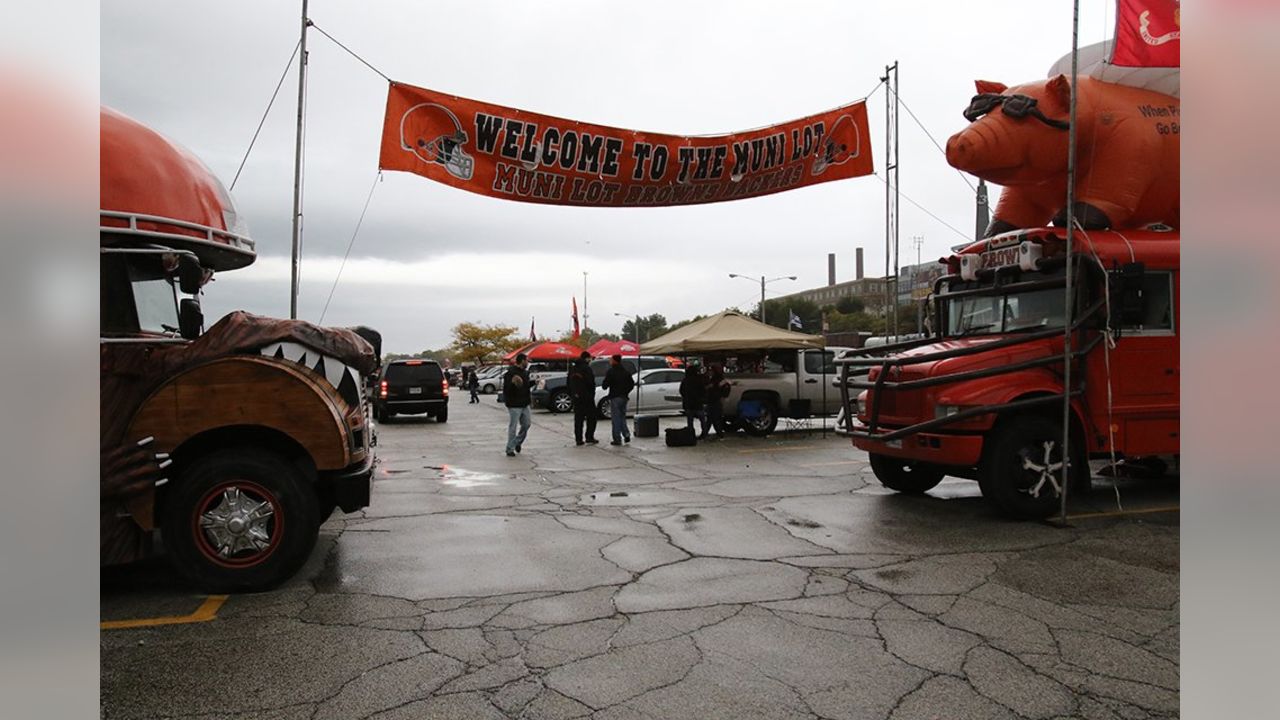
177 254 204 295
1109 262 1146 331
179 298 203 339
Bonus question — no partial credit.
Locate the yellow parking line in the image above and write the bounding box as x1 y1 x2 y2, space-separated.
100 595 228 630
800 460 862 467
737 446 819 455
1065 506 1180 521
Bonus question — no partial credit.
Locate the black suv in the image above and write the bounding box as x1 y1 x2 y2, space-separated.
532 356 671 413
375 359 448 422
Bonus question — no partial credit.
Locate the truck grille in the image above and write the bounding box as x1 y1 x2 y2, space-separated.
866 367 926 423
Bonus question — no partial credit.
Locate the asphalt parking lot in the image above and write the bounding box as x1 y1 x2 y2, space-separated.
101 397 1180 720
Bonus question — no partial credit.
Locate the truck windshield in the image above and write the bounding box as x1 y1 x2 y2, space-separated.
945 285 1066 337
131 274 180 335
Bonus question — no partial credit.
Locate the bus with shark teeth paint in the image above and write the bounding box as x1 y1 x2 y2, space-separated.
100 107 376 592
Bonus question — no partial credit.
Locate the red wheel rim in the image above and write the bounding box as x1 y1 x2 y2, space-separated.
191 479 285 568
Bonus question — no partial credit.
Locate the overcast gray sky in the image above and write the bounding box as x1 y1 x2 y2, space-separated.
101 1 1114 354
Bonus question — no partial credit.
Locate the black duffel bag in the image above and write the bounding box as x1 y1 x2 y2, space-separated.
665 426 697 447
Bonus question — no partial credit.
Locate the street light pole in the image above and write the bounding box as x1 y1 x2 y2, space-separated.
729 273 797 326
759 276 766 325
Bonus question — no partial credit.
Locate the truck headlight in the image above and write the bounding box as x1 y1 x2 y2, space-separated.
935 404 963 419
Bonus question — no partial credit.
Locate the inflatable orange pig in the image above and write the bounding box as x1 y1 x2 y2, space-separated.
946 75 1179 236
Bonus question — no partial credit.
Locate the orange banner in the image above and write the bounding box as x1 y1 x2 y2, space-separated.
378 81 873 207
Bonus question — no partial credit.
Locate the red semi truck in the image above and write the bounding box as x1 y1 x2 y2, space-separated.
835 227 1178 519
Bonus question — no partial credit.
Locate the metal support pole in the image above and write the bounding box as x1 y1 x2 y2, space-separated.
583 271 588 337
883 61 899 339
760 276 766 325
634 322 642 415
975 179 990 241
289 0 309 319
1059 0 1081 525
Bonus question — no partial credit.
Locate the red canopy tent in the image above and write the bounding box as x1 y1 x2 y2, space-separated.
504 341 584 362
587 339 640 358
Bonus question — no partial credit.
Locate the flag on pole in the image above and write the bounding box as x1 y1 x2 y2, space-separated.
571 297 580 340
1111 0 1180 67
788 309 802 329
529 317 536 342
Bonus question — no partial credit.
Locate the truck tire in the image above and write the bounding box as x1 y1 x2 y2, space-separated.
597 398 611 420
739 401 778 437
548 389 574 414
979 415 1086 520
869 453 945 494
162 447 319 593
436 406 448 423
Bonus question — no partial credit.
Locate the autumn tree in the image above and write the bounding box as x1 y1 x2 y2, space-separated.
448 322 522 365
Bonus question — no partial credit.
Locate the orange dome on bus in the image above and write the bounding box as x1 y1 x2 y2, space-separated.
100 106 256 270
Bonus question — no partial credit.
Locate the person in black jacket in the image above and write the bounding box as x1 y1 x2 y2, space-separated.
702 362 730 439
600 354 634 445
467 367 480 403
503 354 532 456
678 364 706 432
567 351 598 446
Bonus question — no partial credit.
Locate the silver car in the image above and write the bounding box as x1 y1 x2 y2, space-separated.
594 368 689 419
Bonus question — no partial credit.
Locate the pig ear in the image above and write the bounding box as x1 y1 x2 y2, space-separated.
975 80 1007 95
1046 75 1071 106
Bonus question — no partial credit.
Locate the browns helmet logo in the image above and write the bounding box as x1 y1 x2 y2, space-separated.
811 114 861 176
399 103 474 181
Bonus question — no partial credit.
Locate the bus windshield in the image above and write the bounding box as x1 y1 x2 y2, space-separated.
945 285 1066 338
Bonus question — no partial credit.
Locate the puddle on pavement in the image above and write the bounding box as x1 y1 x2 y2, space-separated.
786 518 823 529
579 489 694 506
415 464 506 489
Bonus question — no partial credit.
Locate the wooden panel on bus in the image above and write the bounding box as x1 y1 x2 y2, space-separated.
129 356 351 470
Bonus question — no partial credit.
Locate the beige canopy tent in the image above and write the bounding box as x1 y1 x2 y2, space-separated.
639 311 825 354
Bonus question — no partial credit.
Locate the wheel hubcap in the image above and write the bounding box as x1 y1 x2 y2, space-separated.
1018 440 1065 499
197 484 280 563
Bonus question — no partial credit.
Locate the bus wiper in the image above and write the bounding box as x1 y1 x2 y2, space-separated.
957 322 994 337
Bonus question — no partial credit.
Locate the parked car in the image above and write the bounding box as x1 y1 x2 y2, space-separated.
374 359 449 422
594 367 688 419
474 365 504 394
532 356 672 413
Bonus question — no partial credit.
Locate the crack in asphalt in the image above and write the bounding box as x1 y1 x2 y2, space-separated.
101 409 1181 720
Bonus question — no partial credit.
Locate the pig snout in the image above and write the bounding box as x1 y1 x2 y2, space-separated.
945 128 982 172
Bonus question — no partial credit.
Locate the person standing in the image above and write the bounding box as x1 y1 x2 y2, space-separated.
702 362 730 439
503 354 532 456
678 364 706 432
600 354 634 446
567 351 599 446
468 367 480 403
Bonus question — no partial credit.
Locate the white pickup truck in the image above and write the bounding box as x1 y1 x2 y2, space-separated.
719 347 850 435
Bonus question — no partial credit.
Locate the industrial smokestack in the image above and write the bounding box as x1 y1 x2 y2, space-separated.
827 253 836 286
856 248 864 280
